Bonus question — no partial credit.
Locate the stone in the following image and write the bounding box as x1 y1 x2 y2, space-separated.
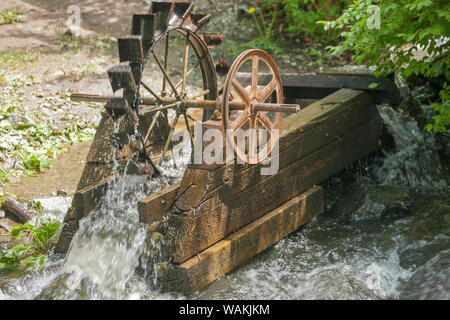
57 189 68 196
330 185 413 222
2 196 36 224
0 218 20 232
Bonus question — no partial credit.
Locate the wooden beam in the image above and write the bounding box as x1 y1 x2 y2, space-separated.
167 117 381 263
172 89 377 212
236 72 400 104
164 185 324 295
139 182 181 224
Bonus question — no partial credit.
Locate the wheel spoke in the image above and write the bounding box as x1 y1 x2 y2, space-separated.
161 111 177 169
232 79 250 105
161 33 170 96
182 36 190 95
190 89 210 100
143 110 161 144
187 113 197 123
251 56 259 99
141 81 162 101
257 78 277 103
172 61 200 94
142 101 181 114
256 112 274 130
158 112 180 167
183 111 194 149
231 110 249 130
151 50 181 100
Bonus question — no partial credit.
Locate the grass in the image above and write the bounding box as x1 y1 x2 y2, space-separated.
0 119 96 183
0 9 25 25
60 58 106 81
0 51 41 69
53 31 113 54
0 80 96 186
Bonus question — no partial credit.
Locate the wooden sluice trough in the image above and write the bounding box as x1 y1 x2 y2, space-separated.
56 72 397 295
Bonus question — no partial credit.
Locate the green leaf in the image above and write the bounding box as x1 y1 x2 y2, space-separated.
32 200 42 212
368 83 379 89
22 255 47 270
11 221 35 238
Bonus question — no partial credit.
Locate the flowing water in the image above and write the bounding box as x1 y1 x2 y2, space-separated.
0 105 449 300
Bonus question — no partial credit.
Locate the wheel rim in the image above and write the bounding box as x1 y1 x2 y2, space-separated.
136 27 218 167
222 49 283 164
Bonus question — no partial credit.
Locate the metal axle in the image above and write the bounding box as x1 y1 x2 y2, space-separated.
70 93 300 114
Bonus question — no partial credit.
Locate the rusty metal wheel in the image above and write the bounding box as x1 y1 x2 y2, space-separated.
107 1 218 170
222 49 284 164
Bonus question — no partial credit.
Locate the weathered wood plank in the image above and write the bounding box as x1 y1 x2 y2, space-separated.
172 89 377 212
236 72 400 104
139 182 181 224
167 117 380 263
166 185 324 295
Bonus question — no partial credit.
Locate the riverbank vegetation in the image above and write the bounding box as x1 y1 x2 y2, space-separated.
0 9 25 25
322 0 449 133
0 219 60 271
249 0 449 133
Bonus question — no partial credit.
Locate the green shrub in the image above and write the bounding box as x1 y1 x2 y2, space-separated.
0 9 25 25
425 83 450 133
0 220 60 271
262 0 349 39
234 6 281 55
321 0 450 132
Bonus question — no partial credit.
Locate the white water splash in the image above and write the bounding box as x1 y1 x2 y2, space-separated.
38 142 192 299
364 250 413 299
375 104 444 190
0 141 192 300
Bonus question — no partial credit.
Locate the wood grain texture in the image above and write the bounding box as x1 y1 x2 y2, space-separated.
172 89 376 213
138 89 381 263
166 185 324 295
139 182 180 223
236 72 400 104
168 117 381 263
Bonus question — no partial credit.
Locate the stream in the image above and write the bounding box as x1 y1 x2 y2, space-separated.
0 0 449 300
0 104 448 300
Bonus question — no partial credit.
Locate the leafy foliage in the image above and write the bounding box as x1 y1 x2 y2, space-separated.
0 94 96 183
0 220 60 271
425 83 450 133
0 51 41 68
321 0 450 132
238 6 281 55
0 9 25 25
262 0 349 39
